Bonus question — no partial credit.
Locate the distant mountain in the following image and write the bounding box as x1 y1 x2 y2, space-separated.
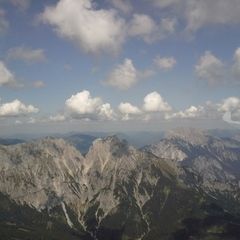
208 128 240 139
64 134 97 154
63 131 165 153
0 133 240 239
0 138 25 146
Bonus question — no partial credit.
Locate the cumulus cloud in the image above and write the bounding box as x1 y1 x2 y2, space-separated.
0 61 18 87
217 97 240 123
40 0 178 54
65 90 115 120
184 0 240 32
110 0 132 14
195 47 240 86
118 102 141 120
7 46 46 63
151 0 240 33
49 88 240 125
195 51 225 85
0 60 45 89
165 105 205 120
223 112 240 124
105 58 155 90
105 58 138 90
0 99 39 117
0 9 9 35
128 14 176 43
164 97 240 125
66 90 102 115
218 97 240 113
143 91 172 112
40 0 126 54
154 55 177 70
99 103 116 120
128 14 157 42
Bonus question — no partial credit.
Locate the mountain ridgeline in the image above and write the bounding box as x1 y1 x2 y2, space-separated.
0 131 240 240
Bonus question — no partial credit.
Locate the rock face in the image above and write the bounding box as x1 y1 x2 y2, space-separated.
144 130 240 210
0 134 240 239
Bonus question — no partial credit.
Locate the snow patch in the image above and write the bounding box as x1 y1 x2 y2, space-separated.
61 202 74 228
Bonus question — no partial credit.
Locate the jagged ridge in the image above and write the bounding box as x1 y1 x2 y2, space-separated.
0 134 240 239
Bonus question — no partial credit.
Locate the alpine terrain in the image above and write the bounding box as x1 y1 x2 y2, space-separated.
0 130 240 240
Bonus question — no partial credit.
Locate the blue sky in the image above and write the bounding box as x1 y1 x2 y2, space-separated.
0 0 240 136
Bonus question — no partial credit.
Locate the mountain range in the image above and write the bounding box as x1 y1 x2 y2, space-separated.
0 129 240 240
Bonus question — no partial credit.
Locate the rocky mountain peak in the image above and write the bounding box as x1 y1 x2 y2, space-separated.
166 128 210 145
88 135 133 158
0 133 240 239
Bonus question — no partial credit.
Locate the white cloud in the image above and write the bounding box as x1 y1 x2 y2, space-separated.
49 114 66 122
0 99 39 117
165 105 204 119
223 112 240 124
0 9 9 35
110 0 132 14
99 103 116 120
0 61 17 87
218 97 240 123
128 14 176 43
7 46 46 63
66 90 102 115
118 102 141 120
184 0 240 32
40 0 126 54
164 97 240 123
0 61 45 89
128 14 157 42
143 91 172 112
105 58 137 90
154 55 177 70
195 51 225 85
10 0 31 11
65 90 115 120
151 0 240 33
218 97 240 112
39 0 180 55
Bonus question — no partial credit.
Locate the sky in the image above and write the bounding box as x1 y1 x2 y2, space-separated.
0 0 240 136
